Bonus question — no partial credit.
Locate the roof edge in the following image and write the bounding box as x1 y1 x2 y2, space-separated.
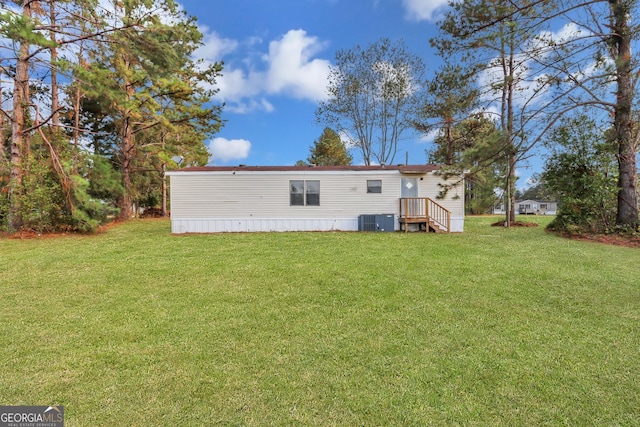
168 164 442 174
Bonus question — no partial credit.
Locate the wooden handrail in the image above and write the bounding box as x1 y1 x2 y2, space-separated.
399 197 451 232
427 198 451 232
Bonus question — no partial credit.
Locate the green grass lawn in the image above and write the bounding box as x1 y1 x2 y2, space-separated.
1 216 638 426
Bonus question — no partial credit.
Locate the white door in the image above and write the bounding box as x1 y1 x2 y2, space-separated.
400 177 419 219
401 178 418 198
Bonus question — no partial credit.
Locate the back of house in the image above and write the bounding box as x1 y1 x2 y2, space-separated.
167 165 465 233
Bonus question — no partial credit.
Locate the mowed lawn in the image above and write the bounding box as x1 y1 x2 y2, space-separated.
0 216 638 426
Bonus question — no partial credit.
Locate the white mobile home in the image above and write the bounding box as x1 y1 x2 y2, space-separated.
167 165 465 233
517 199 557 215
492 199 558 215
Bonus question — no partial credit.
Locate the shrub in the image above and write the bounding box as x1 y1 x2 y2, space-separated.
543 114 618 234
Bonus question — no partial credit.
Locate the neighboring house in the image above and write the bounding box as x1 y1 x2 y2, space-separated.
493 200 557 215
517 199 557 215
492 202 506 215
167 164 465 233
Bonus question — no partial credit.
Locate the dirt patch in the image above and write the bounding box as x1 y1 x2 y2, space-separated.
488 219 639 248
4 230 60 239
491 220 539 227
555 231 640 248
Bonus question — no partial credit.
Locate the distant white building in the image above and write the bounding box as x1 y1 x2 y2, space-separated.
516 200 557 215
493 199 557 215
167 165 466 233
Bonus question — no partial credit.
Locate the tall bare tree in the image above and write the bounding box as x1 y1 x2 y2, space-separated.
316 38 425 165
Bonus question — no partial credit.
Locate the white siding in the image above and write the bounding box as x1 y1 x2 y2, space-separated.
168 170 465 233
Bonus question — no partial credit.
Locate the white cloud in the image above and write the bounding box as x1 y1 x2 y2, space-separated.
194 28 331 113
262 29 331 101
225 98 275 114
215 67 264 101
402 0 449 21
418 128 439 143
208 138 252 162
246 36 263 47
193 26 238 61
534 23 586 52
338 129 357 149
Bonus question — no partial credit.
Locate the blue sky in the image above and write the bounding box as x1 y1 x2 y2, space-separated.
177 0 542 187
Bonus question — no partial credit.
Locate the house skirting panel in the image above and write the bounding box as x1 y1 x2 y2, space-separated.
171 216 465 234
171 218 359 233
450 217 464 233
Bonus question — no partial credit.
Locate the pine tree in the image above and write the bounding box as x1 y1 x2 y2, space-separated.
430 115 504 214
306 128 352 166
432 0 639 230
76 0 223 219
0 0 223 231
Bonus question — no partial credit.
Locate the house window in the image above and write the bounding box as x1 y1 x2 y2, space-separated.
306 180 320 206
367 180 382 193
540 203 547 210
290 180 320 206
290 180 304 206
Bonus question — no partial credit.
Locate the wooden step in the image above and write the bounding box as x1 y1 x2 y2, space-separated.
427 220 445 233
400 217 448 233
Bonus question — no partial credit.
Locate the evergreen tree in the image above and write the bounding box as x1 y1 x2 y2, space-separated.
416 64 480 166
0 0 223 232
75 0 222 219
432 0 639 230
306 128 352 166
432 0 549 225
429 115 505 214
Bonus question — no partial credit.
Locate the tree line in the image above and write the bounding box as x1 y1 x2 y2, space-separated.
2 0 638 235
315 0 639 232
1 0 222 233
